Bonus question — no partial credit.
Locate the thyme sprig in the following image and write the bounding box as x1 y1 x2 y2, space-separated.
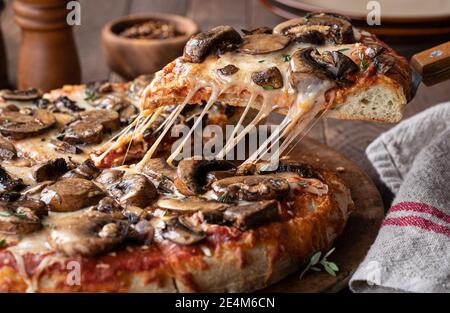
299 247 339 279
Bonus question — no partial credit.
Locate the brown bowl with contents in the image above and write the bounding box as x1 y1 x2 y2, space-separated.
102 14 199 80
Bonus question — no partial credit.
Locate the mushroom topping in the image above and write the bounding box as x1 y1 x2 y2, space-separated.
79 109 120 131
141 158 176 193
212 175 290 202
0 109 56 139
85 81 113 101
96 196 122 214
258 161 318 178
63 159 100 180
0 136 16 160
129 220 154 245
32 158 69 182
156 196 229 212
273 13 355 45
119 104 138 125
183 25 243 63
63 120 104 145
374 53 395 75
290 48 357 85
0 166 25 194
241 27 272 35
217 64 239 76
251 67 284 90
1 88 42 101
96 169 125 187
40 178 105 212
175 159 236 196
49 213 128 256
223 200 280 230
0 196 47 235
122 206 148 224
160 217 206 245
49 139 82 154
108 174 157 208
240 34 290 55
54 96 84 113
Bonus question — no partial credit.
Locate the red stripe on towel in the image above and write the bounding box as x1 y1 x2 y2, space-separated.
383 216 450 237
389 202 450 224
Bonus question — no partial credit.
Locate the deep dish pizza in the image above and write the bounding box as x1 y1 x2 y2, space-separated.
0 13 411 292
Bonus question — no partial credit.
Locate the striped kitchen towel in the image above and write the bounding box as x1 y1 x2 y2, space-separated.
349 102 450 293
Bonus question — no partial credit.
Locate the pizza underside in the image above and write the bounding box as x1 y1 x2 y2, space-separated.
0 13 411 292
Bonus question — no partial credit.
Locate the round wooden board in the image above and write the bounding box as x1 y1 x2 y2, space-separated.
262 137 385 293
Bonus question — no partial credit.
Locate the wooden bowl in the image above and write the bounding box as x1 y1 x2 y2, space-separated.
102 14 199 80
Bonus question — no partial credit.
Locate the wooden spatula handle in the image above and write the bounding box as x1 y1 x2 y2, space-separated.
410 41 450 86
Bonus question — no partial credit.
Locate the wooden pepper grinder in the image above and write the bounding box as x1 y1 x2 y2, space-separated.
0 0 9 89
13 0 81 91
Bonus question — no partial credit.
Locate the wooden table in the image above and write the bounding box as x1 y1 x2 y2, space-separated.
1 0 449 208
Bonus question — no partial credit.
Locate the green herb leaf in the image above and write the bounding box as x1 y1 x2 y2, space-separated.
282 54 291 62
258 60 265 63
218 192 231 203
310 251 321 265
336 48 350 53
84 90 98 102
298 181 308 187
299 248 339 280
262 85 274 90
324 247 335 258
311 266 321 272
0 239 5 249
0 212 12 218
358 51 369 70
304 12 314 20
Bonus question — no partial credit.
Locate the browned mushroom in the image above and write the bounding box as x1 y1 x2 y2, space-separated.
0 109 56 139
49 139 82 154
40 178 105 212
79 109 120 131
258 161 318 178
0 197 47 235
107 174 157 208
63 120 104 144
32 158 69 182
273 13 355 45
241 27 272 35
141 158 177 193
160 217 206 245
212 175 290 202
0 166 26 195
175 159 236 196
156 196 229 212
223 200 280 230
49 212 128 256
240 34 290 55
251 67 284 89
54 96 84 113
1 88 42 101
217 64 240 76
0 136 16 160
62 159 100 180
183 25 242 63
96 169 125 187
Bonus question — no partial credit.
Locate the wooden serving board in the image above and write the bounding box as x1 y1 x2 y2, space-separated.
263 136 385 293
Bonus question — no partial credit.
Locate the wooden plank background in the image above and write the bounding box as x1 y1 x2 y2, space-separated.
1 0 449 207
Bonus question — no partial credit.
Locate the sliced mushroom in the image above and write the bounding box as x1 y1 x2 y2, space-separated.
212 175 289 202
0 136 16 160
1 88 42 101
161 217 206 245
217 64 239 76
273 13 355 45
85 81 113 101
122 206 148 224
315 50 358 81
96 169 125 187
240 34 290 55
51 140 82 155
241 27 272 35
0 195 47 235
129 219 154 245
108 174 157 208
40 178 105 212
96 196 122 214
156 196 229 212
62 159 100 180
63 120 104 145
54 96 84 113
258 161 318 178
223 200 280 230
0 166 25 194
183 25 243 63
289 48 330 80
79 109 120 131
49 213 128 256
175 159 236 196
141 158 176 193
374 53 395 75
251 67 284 89
119 104 138 125
32 158 69 182
0 109 56 139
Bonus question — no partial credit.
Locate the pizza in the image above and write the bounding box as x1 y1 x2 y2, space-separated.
0 13 410 293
